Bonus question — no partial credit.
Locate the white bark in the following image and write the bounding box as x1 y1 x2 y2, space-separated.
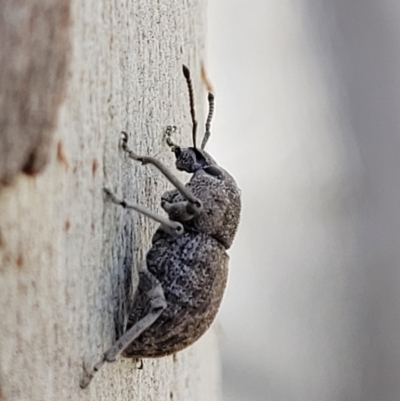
0 0 223 400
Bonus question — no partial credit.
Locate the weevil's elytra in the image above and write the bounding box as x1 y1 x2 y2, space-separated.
80 65 241 388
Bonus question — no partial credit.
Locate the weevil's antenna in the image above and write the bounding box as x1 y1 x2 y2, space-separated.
182 65 198 149
201 93 215 150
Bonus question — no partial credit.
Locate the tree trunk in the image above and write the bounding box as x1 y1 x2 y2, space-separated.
0 0 222 400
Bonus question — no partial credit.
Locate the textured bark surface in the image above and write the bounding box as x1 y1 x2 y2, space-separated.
0 0 223 400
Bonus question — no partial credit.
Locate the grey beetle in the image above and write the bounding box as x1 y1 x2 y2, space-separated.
81 65 241 388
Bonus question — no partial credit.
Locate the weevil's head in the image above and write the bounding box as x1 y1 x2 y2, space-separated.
172 145 224 177
173 146 207 172
173 66 223 176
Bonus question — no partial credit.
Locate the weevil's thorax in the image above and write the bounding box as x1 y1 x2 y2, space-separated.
169 147 241 249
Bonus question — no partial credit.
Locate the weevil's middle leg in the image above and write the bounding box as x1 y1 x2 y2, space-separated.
120 132 202 213
103 189 184 237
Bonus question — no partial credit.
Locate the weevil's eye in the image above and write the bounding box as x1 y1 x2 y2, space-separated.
192 148 206 164
203 165 223 178
174 147 182 156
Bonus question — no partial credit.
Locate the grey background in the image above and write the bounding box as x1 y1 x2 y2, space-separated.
207 1 400 400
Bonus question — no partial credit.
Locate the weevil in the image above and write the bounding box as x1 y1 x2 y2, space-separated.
80 65 241 388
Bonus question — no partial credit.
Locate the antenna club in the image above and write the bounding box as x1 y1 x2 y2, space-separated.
182 65 190 79
208 93 214 101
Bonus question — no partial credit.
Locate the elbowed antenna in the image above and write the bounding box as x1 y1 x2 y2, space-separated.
201 93 215 150
182 65 198 149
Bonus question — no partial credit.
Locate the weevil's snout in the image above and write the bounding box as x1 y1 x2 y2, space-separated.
174 147 207 173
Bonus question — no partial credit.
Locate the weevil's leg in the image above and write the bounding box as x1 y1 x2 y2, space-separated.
80 353 109 389
120 133 202 212
161 189 192 221
162 200 198 222
104 266 167 362
80 362 94 389
133 359 144 370
164 126 178 150
160 188 198 223
80 263 165 388
161 188 179 205
104 189 184 237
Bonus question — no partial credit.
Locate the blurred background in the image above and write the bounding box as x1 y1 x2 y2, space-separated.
207 1 400 400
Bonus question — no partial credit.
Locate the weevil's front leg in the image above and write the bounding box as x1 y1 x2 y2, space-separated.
80 264 166 389
120 132 202 214
164 125 178 150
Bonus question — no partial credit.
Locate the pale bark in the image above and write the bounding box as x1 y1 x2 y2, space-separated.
0 0 222 400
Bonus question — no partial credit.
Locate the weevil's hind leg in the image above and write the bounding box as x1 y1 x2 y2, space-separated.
80 263 166 389
80 356 108 389
133 358 144 370
105 265 167 362
119 132 202 210
80 362 94 389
